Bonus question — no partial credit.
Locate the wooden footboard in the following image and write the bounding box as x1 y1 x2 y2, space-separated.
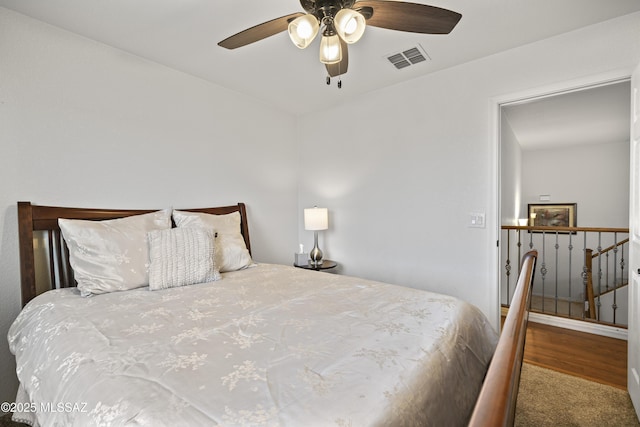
468 250 538 427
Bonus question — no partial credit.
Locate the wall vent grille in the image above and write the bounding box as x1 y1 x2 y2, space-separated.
386 45 430 70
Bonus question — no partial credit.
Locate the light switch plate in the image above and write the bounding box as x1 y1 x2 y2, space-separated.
469 212 485 228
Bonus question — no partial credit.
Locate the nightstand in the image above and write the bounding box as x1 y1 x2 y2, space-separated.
294 260 338 271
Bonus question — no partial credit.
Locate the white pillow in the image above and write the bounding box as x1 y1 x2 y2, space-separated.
147 227 220 290
172 210 253 272
59 209 172 296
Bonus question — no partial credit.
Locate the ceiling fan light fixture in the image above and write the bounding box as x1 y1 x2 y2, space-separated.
334 8 366 44
219 1 461 79
319 33 342 64
288 14 319 49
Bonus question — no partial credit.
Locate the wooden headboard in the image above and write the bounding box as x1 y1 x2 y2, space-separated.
469 250 538 427
17 201 251 307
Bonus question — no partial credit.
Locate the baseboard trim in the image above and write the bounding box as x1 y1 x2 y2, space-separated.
528 312 628 341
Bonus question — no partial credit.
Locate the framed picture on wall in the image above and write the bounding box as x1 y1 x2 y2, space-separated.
528 203 577 230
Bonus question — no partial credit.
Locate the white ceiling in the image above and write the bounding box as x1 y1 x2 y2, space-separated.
2 0 640 117
502 81 631 151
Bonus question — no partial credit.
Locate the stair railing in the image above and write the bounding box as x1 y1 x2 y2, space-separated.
585 237 629 323
501 225 629 326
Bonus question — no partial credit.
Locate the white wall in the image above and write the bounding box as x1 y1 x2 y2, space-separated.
296 12 640 328
0 8 298 405
522 141 630 228
501 117 524 225
499 116 524 304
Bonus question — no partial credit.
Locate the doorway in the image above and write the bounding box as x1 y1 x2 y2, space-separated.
496 78 631 331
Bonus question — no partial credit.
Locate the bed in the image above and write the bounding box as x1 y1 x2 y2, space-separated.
9 201 537 426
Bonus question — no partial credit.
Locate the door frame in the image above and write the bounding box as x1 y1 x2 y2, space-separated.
490 69 632 332
628 61 640 416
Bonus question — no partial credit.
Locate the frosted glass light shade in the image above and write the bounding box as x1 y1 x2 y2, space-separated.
304 207 328 231
319 34 342 64
334 9 366 44
288 14 319 49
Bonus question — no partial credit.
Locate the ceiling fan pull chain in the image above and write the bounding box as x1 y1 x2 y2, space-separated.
326 76 331 85
337 78 342 89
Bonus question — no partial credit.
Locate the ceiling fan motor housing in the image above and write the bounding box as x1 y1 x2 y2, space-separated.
300 0 358 20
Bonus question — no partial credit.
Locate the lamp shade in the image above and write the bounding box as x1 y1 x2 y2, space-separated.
288 14 319 49
304 207 328 231
319 34 342 64
334 8 366 44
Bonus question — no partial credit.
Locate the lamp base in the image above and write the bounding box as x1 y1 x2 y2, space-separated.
309 231 323 266
309 250 323 266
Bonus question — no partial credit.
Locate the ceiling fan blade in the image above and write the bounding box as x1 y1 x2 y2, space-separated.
218 12 304 49
355 1 461 34
326 39 349 78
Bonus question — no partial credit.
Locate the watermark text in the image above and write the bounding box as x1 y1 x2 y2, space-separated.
1 401 88 413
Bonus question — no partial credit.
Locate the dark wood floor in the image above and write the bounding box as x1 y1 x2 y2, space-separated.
522 320 627 390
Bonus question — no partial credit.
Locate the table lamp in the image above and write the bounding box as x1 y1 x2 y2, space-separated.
304 206 328 266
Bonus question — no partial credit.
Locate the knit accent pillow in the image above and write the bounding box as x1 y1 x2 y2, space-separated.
147 227 220 290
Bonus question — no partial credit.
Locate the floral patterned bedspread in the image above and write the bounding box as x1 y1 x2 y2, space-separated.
9 264 498 427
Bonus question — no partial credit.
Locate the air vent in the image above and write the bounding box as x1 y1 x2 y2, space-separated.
386 45 430 70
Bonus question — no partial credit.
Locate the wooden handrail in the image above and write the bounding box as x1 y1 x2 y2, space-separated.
468 250 538 427
502 225 629 233
591 238 629 259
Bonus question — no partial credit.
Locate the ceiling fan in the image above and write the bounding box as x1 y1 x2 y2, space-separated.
218 0 461 84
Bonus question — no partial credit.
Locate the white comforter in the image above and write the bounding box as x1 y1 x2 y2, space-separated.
8 264 498 427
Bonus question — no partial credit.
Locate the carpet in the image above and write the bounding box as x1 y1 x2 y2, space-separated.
516 363 640 427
